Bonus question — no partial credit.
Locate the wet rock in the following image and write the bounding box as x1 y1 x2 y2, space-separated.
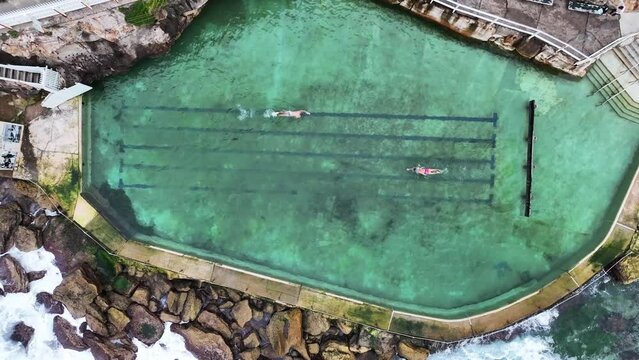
0 202 22 252
0 254 29 293
373 331 396 359
181 288 202 322
112 274 138 297
127 303 164 345
148 299 160 313
83 330 135 360
196 284 218 306
107 307 131 333
130 286 150 306
240 348 261 360
515 37 544 59
356 351 378 360
322 341 355 360
53 315 88 351
219 301 234 309
0 288 4 297
86 314 109 337
107 291 131 311
249 297 264 310
144 273 172 300
197 310 233 339
171 323 233 360
160 311 181 323
27 270 46 282
13 226 39 252
226 289 242 302
243 331 260 348
172 279 193 292
232 299 252 328
36 292 64 314
336 320 354 335
10 322 34 348
398 341 429 360
42 219 94 275
304 310 331 336
167 290 188 315
94 295 110 312
266 309 309 360
53 268 98 318
308 343 320 355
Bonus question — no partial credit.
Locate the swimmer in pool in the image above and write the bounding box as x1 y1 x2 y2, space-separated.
272 110 311 119
407 164 446 177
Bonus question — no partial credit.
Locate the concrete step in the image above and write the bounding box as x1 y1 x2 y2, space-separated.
612 47 639 80
588 62 639 123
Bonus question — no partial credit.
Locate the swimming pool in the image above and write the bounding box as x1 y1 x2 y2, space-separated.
82 0 639 318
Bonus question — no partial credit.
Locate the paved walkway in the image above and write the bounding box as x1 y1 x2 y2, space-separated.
457 0 622 55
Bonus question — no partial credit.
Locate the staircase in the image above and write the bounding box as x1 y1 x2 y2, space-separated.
588 38 639 123
0 64 61 92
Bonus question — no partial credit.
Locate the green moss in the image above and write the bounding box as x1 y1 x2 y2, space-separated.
346 304 391 328
41 158 80 212
141 323 157 338
95 249 119 283
112 274 132 294
120 0 167 26
8 30 19 38
590 238 626 267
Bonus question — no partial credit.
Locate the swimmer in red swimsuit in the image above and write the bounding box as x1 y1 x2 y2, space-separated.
273 110 311 119
407 164 445 177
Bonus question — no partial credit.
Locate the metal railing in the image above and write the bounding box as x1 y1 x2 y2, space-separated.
428 0 589 61
576 31 639 66
0 0 114 29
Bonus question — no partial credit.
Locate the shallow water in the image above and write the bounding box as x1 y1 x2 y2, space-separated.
83 0 639 318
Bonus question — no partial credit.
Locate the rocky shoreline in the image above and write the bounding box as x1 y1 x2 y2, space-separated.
0 179 436 360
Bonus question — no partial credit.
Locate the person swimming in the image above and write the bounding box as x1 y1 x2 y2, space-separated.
272 110 311 119
407 164 446 177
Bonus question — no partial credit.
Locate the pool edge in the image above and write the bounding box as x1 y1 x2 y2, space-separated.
72 95 639 342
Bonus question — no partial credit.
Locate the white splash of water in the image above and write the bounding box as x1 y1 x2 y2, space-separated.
264 109 276 118
430 309 562 360
236 105 254 121
0 247 196 360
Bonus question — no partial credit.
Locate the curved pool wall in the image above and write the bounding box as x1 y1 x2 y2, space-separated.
80 0 639 323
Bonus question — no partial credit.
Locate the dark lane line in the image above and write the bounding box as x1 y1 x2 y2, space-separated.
127 125 496 144
122 163 495 185
118 182 492 205
121 105 497 124
121 144 494 165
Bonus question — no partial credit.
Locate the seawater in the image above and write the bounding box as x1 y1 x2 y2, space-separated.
0 247 196 360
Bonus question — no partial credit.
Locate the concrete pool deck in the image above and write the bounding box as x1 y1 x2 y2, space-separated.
14 97 632 342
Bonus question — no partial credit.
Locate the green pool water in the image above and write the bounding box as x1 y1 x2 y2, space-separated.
82 0 639 318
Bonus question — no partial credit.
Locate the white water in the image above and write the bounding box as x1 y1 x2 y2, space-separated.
0 247 196 360
430 309 563 360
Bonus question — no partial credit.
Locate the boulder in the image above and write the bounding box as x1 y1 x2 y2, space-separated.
0 254 29 293
36 292 64 314
336 320 354 335
226 289 242 302
0 202 22 252
197 310 233 339
53 268 98 318
144 273 172 300
181 288 202 322
130 286 150 306
243 331 260 348
107 291 132 311
322 341 355 360
398 341 429 360
232 299 252 328
86 314 109 337
83 330 136 360
148 299 160 313
27 270 47 282
167 290 188 315
309 343 320 355
160 311 181 323
171 324 233 360
107 307 131 333
265 309 309 360
94 295 110 312
240 348 261 360
171 279 194 292
303 311 331 336
41 219 94 275
13 226 39 252
10 322 34 348
53 315 88 351
127 303 164 345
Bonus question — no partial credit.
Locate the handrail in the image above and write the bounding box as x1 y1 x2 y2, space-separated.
575 31 639 66
429 0 589 61
0 0 114 28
